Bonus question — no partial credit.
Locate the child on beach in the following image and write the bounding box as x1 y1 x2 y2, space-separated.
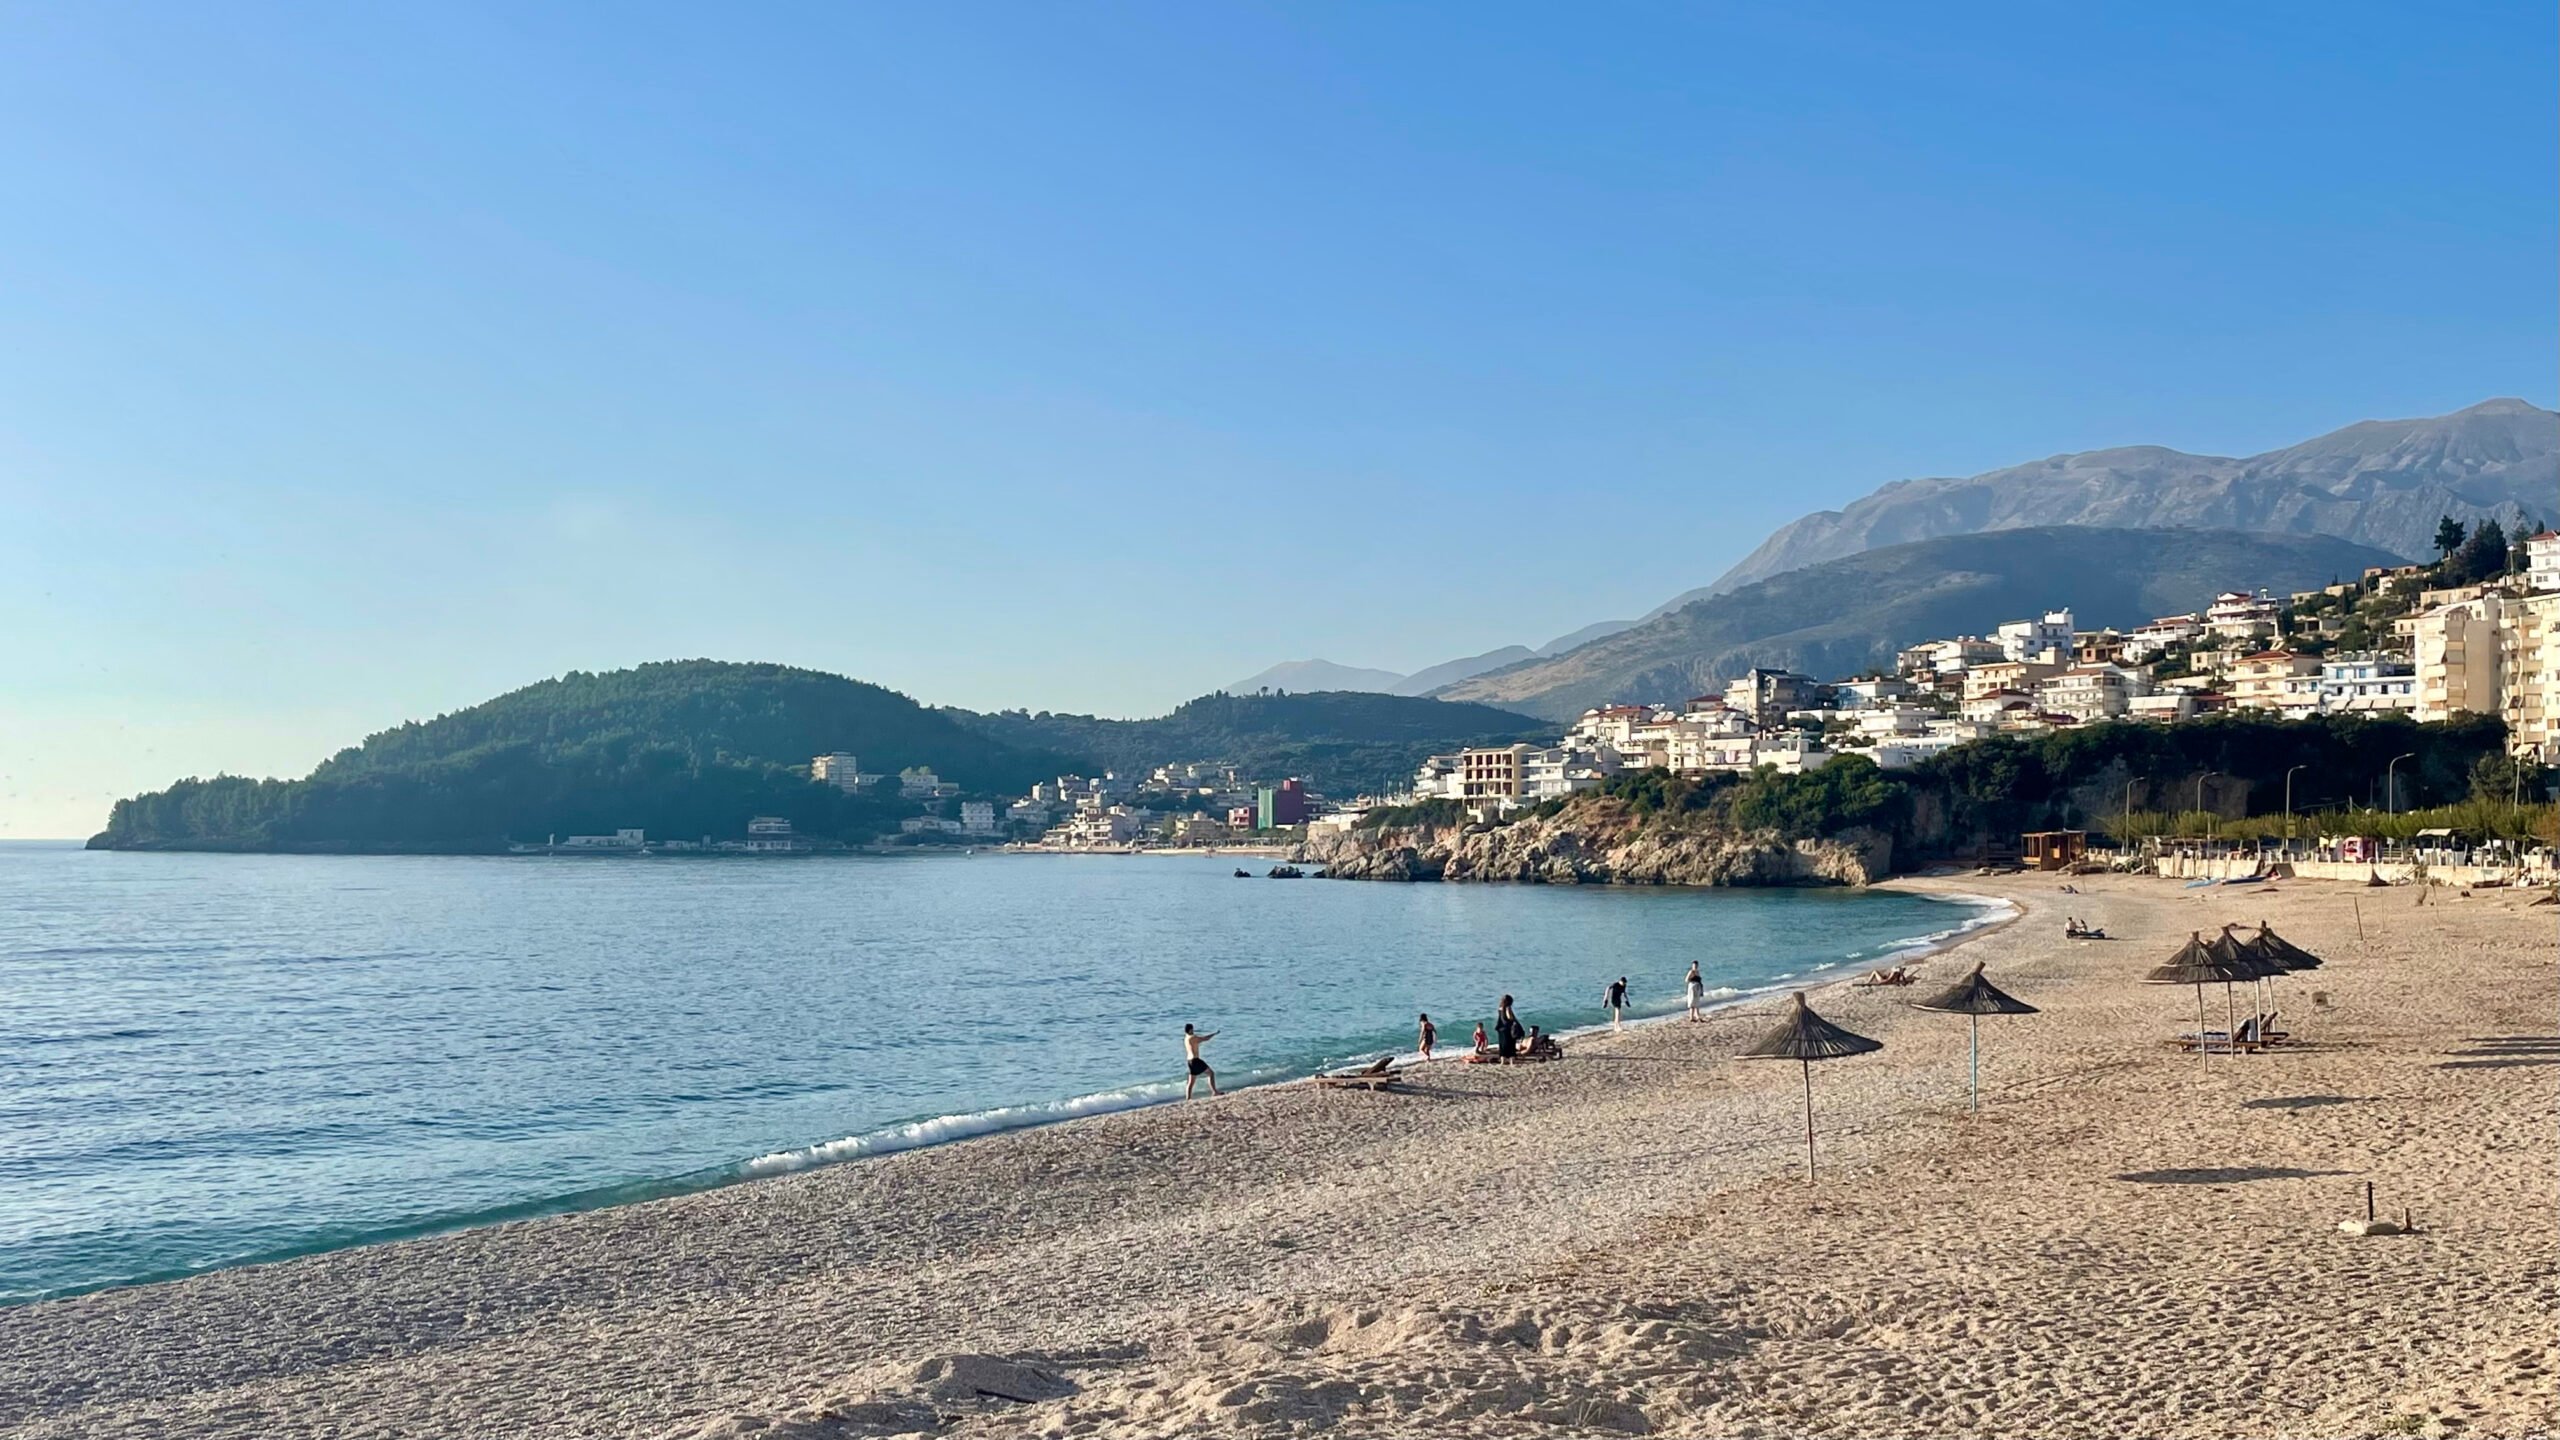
1417 1012 1437 1060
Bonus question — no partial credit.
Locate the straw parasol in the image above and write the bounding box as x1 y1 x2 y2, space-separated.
2144 930 2260 1060
2211 924 2284 1048
1910 962 2039 1113
2248 921 2323 972
1738 992 1883 1180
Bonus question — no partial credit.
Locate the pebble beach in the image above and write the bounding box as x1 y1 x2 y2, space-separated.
2 871 2551 1439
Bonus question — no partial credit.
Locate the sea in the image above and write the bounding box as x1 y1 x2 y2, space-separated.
0 840 2005 1303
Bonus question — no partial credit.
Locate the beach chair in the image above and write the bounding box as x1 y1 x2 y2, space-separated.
2174 1018 2267 1054
1315 1056 1399 1090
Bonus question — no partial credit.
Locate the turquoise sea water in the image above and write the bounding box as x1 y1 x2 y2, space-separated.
0 841 2001 1302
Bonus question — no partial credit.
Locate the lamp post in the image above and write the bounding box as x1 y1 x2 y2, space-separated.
2284 764 2306 848
2193 772 2216 837
2122 778 2138 847
2386 752 2416 815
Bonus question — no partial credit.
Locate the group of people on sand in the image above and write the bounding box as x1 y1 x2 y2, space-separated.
1456 994 1566 1065
1182 960 1724 1096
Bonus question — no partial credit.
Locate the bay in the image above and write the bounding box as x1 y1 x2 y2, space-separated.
0 840 1999 1301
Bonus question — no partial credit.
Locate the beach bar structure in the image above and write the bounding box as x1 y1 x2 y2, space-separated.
2021 830 2087 871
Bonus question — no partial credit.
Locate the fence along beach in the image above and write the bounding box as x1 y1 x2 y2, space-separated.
0 871 2550 1438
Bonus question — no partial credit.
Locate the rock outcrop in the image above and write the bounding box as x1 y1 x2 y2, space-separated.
1302 802 1892 888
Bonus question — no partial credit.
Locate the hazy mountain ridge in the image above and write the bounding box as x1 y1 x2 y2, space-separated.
1435 526 2400 720
1225 624 1638 699
1689 398 2553 604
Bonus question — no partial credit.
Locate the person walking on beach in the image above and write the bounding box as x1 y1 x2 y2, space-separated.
1684 961 1706 1022
1417 1012 1437 1060
1604 976 1629 1030
1181 1023 1219 1098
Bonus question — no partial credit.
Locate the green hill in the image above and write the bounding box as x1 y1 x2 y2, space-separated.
1436 526 2401 720
946 691 1550 797
90 666 1551 852
90 661 1077 852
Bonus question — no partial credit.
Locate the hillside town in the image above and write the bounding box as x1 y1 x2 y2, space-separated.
531 526 2559 854
1394 525 2560 821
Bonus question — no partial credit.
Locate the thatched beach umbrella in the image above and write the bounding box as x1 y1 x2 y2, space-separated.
1738 993 1883 1180
2248 922 2323 972
1910 962 2039 1113
2144 931 2259 1061
2211 924 2284 1046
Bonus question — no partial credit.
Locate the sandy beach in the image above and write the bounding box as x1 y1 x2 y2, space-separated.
2 872 2552 1439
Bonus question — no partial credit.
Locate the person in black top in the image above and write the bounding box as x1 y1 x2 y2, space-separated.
1604 976 1629 1029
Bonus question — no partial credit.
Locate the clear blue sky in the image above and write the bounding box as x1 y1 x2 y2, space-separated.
2 2 2553 835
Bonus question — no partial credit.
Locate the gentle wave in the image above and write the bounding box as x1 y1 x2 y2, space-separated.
737 1080 1191 1176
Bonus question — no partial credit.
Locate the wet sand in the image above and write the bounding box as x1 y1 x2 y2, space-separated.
1 872 2551 1438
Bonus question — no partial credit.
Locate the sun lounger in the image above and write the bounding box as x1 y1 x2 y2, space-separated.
1316 1055 1399 1089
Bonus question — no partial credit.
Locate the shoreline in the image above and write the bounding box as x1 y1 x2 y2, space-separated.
4 887 2006 1311
3 873 2549 1437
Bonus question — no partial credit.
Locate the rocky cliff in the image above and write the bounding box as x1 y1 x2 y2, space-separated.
1302 801 1893 887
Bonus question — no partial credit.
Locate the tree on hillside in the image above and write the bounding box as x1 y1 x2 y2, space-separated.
2452 518 2511 584
2435 514 2468 557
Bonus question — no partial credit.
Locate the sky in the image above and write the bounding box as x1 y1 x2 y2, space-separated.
1 2 2554 836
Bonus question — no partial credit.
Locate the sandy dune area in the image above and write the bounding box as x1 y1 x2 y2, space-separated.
1 872 2551 1439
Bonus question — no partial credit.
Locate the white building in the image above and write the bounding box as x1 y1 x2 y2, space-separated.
2036 665 2150 722
1059 808 1144 846
1853 705 1936 737
742 817 805 853
1411 754 1464 801
1867 734 1972 768
2128 692 2197 723
2528 530 2560 593
810 753 878 792
2122 614 2205 663
2304 652 2418 714
958 801 999 835
1523 746 1618 800
1007 798 1053 830
1833 676 1914 708
559 828 646 850
900 815 964 835
2204 591 2282 643
1995 609 2075 663
1960 689 2036 724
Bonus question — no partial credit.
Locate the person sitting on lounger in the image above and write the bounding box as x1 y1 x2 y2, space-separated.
1525 1027 1563 1061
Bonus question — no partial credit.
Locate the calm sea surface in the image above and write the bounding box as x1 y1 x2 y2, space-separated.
0 841 1999 1301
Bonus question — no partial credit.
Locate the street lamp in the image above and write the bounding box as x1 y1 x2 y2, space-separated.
2284 764 2306 845
2193 772 2216 836
2386 752 2416 815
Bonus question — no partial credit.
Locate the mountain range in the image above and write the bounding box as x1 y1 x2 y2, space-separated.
1236 397 2556 705
1434 526 2398 720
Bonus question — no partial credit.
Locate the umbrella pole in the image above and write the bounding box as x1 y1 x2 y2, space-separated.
2194 983 2208 1065
1800 1059 1816 1182
1969 1013 1981 1114
2225 983 2240 1058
